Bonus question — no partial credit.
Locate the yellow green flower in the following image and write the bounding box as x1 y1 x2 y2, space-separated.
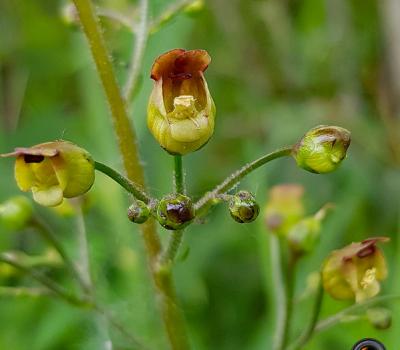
322 237 388 303
293 125 351 174
1 141 95 207
147 49 216 155
264 184 305 236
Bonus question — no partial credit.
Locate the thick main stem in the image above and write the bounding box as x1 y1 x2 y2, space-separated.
195 147 292 216
73 1 190 348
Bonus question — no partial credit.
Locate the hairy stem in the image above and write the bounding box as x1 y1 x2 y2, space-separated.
73 1 190 348
195 147 292 216
31 217 90 293
94 161 152 203
162 230 185 264
315 294 400 334
162 155 186 263
288 279 324 350
174 155 185 194
124 0 149 102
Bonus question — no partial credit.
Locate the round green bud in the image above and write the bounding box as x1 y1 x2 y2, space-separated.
157 194 195 230
292 125 351 174
0 196 33 231
127 200 150 224
366 307 392 330
229 191 260 223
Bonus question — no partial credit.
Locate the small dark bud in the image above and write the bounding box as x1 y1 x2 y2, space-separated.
366 307 392 330
157 194 195 230
229 191 260 223
127 200 150 224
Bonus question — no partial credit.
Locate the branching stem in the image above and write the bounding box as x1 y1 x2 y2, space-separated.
94 161 152 203
195 147 292 216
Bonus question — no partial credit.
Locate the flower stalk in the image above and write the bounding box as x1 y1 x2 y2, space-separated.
195 147 293 216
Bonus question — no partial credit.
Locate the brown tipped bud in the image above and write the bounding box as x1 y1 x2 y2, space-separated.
293 125 351 174
229 191 259 223
157 194 195 230
127 200 150 224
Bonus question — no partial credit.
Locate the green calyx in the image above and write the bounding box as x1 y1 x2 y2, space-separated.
229 191 260 224
157 194 195 230
293 125 351 174
127 200 150 224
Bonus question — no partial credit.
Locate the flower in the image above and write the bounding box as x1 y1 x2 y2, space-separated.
147 49 216 155
229 191 260 223
264 184 305 236
322 237 389 303
292 125 351 174
1 141 95 207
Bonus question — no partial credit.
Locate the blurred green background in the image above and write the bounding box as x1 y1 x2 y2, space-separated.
0 0 399 349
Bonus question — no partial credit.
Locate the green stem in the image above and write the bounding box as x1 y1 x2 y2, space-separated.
123 0 149 101
195 147 292 216
161 155 186 263
149 0 194 34
73 1 190 348
94 161 152 204
174 155 185 194
30 217 90 293
0 286 54 298
288 279 324 350
279 250 298 350
162 230 185 264
0 252 90 307
315 294 400 334
271 236 286 350
97 7 135 31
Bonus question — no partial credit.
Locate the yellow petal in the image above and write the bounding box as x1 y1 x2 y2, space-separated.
32 186 64 207
14 156 36 191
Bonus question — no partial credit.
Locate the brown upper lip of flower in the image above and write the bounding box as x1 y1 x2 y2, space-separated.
150 48 211 82
341 237 390 262
1 146 59 159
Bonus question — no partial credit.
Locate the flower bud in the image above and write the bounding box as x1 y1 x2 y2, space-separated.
264 184 305 236
0 196 33 231
1 141 95 207
287 204 332 254
322 237 389 303
60 3 80 27
229 191 259 223
147 49 216 155
366 307 392 330
292 125 351 174
127 200 150 224
157 194 195 230
184 0 205 15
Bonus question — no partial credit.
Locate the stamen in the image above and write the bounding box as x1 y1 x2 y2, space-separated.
360 268 377 289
